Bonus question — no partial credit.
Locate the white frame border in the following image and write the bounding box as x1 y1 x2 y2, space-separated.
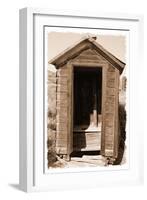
19 7 144 192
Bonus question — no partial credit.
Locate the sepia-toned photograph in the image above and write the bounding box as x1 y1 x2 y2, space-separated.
46 29 127 169
19 9 143 192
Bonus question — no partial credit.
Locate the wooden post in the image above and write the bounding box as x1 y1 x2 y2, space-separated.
66 62 73 159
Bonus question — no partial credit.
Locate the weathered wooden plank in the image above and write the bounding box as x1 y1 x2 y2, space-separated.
55 147 67 154
73 132 101 136
73 131 101 151
48 89 56 96
57 91 67 96
79 48 106 60
56 111 67 119
105 126 114 135
56 138 67 144
56 104 68 111
81 136 101 141
107 72 116 79
80 48 97 55
48 71 57 84
57 93 67 101
57 85 68 93
106 88 116 96
48 83 56 88
56 122 67 131
104 113 114 126
56 144 67 149
56 115 67 122
55 63 73 156
101 65 107 155
73 146 100 151
74 132 99 136
66 63 73 156
57 75 68 79
108 64 115 72
52 42 90 67
105 96 115 113
104 128 114 137
101 63 119 158
113 69 119 158
106 78 115 88
105 96 115 104
56 118 67 124
105 102 115 113
57 69 68 76
48 80 56 86
104 150 114 156
57 84 68 89
76 54 101 60
56 131 67 136
57 78 67 85
105 137 114 145
56 102 67 107
56 123 67 130
56 104 67 110
104 143 113 150
57 76 67 81
56 98 68 104
72 58 107 64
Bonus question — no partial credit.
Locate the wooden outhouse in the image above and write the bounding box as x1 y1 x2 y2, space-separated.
48 36 125 164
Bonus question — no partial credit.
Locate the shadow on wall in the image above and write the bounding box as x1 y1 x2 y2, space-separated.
114 104 126 165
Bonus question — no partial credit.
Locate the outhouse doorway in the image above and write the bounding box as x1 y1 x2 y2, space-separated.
73 67 102 153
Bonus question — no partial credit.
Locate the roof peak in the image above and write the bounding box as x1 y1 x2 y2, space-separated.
84 35 97 41
48 35 125 73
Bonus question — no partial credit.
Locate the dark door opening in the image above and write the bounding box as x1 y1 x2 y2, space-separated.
73 67 102 152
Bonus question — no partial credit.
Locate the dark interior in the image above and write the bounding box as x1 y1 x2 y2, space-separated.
74 67 102 129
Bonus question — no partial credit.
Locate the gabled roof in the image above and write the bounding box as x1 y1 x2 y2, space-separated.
49 36 125 73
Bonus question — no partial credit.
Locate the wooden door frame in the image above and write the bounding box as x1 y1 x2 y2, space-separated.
67 61 108 157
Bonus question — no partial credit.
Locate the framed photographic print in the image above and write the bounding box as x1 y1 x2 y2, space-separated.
19 8 144 192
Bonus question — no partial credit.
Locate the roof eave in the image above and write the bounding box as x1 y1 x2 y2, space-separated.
49 37 126 73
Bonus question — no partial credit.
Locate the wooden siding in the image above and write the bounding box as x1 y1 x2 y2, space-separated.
54 47 120 159
56 65 68 154
56 64 73 156
101 63 119 157
73 48 107 64
67 64 73 157
73 131 101 151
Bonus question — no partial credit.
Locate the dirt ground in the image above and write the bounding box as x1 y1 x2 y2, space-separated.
49 149 126 169
49 155 108 169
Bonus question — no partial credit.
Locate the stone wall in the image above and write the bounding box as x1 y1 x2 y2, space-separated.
47 65 57 166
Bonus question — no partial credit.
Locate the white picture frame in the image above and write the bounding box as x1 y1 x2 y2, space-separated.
19 7 144 192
